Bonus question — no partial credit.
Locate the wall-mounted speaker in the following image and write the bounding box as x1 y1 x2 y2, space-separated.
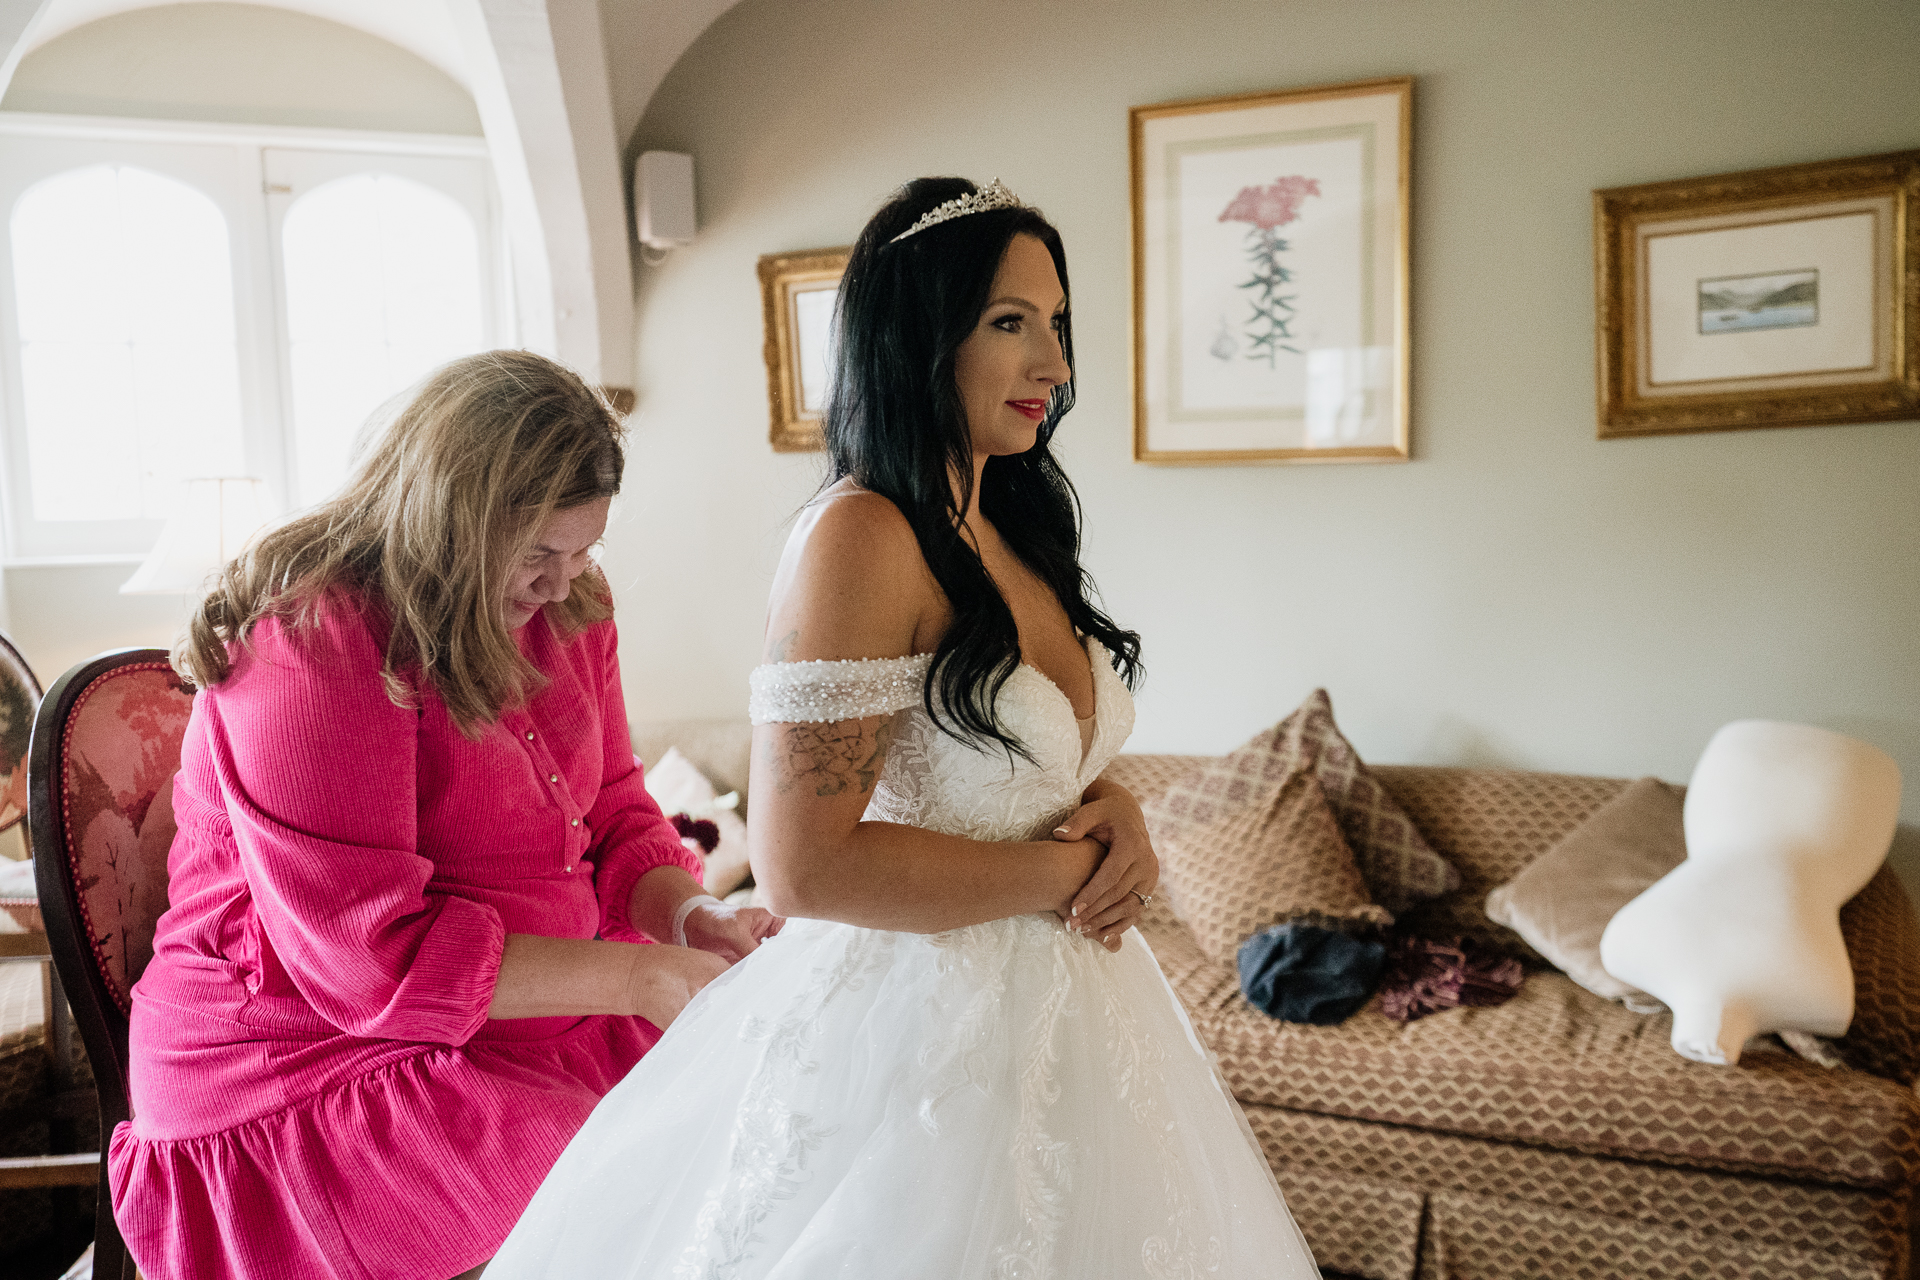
634 151 696 250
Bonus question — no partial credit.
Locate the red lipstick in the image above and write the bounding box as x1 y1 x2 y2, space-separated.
1007 399 1047 422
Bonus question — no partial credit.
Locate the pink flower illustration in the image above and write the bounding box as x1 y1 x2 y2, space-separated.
1217 175 1321 365
1219 176 1322 230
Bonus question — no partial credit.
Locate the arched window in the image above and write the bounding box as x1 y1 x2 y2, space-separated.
281 172 486 507
10 164 245 522
0 125 498 561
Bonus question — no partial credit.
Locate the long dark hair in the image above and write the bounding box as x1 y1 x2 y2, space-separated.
823 177 1141 759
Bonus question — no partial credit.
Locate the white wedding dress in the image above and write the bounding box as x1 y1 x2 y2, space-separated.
489 640 1318 1279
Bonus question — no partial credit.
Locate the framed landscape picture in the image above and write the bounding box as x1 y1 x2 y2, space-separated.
757 247 848 452
1130 77 1412 465
1594 150 1920 438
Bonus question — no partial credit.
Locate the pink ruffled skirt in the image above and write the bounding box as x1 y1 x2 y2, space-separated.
110 1008 658 1280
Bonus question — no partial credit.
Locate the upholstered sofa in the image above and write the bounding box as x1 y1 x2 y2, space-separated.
637 721 1920 1280
1105 752 1920 1280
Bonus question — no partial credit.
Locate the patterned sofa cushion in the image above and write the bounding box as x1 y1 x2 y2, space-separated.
1141 895 1920 1189
1161 770 1392 966
1137 694 1459 914
1247 1103 1907 1271
1115 756 1628 960
1371 765 1632 959
1420 1187 1892 1280
1834 865 1920 1084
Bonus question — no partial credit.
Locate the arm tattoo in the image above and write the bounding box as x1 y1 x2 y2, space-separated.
767 629 799 662
771 713 897 798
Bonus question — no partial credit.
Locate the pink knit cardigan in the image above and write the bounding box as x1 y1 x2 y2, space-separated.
110 594 702 1280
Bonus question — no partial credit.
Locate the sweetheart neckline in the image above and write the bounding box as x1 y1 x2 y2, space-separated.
1011 635 1101 725
1006 639 1114 777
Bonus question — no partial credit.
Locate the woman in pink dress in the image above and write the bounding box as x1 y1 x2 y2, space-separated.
109 350 779 1280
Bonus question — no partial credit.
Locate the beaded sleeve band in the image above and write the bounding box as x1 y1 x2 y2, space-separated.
888 179 1026 244
748 654 933 724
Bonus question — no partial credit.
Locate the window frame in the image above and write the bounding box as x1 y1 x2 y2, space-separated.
0 112 501 565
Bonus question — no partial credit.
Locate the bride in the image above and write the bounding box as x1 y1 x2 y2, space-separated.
488 178 1318 1279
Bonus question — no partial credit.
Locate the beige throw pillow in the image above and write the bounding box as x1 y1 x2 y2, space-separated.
1161 769 1393 966
1145 689 1457 915
1483 777 1685 1009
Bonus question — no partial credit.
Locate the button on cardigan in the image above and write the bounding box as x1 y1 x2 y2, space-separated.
110 592 703 1280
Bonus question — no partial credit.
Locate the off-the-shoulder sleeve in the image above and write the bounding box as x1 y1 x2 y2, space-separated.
748 654 932 724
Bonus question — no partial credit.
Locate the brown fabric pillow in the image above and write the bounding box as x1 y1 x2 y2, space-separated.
1144 689 1457 914
1483 777 1686 1009
1160 769 1392 966
1828 864 1920 1083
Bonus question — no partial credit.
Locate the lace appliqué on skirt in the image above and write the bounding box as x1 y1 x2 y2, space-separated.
674 930 898 1280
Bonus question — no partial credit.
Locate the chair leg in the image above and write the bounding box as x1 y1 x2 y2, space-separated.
46 964 92 1244
48 962 75 1089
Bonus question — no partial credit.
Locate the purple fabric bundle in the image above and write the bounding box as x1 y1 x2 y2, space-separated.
1379 933 1525 1023
670 812 721 852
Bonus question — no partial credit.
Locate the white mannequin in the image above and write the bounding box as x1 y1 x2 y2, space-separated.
1600 720 1901 1066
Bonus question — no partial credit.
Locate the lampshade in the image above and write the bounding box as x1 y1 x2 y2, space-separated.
120 477 278 595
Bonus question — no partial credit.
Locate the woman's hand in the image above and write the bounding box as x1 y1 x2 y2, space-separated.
1052 783 1159 953
622 944 730 1029
682 901 784 964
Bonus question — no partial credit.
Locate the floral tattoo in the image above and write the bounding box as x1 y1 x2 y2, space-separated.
772 714 896 798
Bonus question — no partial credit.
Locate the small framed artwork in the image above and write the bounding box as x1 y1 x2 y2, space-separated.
1595 150 1920 438
757 247 849 452
1130 76 1412 465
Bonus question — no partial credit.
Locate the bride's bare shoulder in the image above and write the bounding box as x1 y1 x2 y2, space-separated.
764 483 939 663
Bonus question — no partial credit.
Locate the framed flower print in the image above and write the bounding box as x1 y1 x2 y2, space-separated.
1130 77 1412 465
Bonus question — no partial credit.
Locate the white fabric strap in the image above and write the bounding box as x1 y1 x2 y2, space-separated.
672 893 722 947
748 654 932 725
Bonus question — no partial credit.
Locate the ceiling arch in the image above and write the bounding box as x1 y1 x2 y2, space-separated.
25 0 470 85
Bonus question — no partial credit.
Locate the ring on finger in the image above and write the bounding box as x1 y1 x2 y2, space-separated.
1130 889 1152 908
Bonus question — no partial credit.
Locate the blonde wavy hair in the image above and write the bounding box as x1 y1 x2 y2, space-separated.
177 349 626 738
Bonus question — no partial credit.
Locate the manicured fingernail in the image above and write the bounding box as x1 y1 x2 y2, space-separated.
1053 826 1070 836
1071 903 1080 916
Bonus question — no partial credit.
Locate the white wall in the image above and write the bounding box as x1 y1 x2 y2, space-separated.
1 1 480 132
6 563 182 685
605 0 1920 858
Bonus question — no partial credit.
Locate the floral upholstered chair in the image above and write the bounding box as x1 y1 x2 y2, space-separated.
31 648 195 1280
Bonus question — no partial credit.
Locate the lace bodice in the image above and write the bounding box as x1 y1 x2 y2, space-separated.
749 640 1135 842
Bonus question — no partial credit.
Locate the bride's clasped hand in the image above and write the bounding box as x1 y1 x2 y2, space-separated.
1054 782 1162 948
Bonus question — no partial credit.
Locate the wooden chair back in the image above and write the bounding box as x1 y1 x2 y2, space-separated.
31 649 195 1280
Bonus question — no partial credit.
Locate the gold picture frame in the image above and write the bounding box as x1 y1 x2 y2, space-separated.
1130 77 1412 465
757 247 849 452
1594 150 1920 439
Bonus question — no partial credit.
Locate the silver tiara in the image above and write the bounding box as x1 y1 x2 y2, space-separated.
889 179 1026 243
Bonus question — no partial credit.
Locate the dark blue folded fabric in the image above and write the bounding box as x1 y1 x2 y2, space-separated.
1237 922 1388 1026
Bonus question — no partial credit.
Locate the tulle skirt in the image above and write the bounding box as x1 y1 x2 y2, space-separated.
490 913 1318 1279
